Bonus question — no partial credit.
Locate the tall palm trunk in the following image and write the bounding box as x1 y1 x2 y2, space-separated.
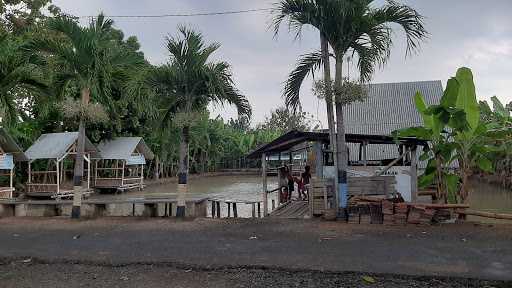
71 87 89 219
334 51 348 218
320 33 338 205
176 125 190 218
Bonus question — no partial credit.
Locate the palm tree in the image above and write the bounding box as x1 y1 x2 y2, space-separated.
151 26 251 217
0 33 45 125
273 0 427 216
27 14 143 218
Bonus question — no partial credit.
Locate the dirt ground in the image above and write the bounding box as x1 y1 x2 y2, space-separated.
0 260 509 288
0 217 511 287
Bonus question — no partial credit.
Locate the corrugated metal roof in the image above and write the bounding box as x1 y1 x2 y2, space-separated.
25 132 97 160
0 128 27 161
344 80 443 162
95 137 154 161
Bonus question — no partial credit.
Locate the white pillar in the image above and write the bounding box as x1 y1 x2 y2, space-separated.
410 146 418 202
262 153 268 216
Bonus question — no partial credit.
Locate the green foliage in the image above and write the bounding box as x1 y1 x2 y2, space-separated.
273 0 427 110
257 106 318 134
0 4 287 179
313 78 368 106
395 67 496 204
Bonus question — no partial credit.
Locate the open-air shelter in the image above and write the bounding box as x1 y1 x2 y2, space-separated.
0 128 28 199
247 130 428 216
93 137 154 192
24 132 97 198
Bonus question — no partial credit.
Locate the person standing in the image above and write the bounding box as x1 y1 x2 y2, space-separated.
278 166 288 203
300 166 312 201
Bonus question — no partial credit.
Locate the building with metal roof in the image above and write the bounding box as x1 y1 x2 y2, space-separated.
0 128 28 162
0 128 27 199
93 137 154 192
24 132 97 199
25 132 96 160
344 80 443 162
94 137 154 162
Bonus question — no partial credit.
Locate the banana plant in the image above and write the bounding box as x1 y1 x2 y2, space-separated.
395 67 494 203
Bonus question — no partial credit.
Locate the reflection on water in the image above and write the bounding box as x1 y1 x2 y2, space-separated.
468 180 512 223
94 175 280 218
93 176 512 221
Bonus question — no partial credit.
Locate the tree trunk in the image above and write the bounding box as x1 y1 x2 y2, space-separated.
176 125 190 218
334 51 348 218
71 87 90 219
154 156 160 180
320 32 339 211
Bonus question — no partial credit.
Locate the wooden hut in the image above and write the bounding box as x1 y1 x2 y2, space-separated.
24 132 97 198
93 137 154 192
0 128 28 199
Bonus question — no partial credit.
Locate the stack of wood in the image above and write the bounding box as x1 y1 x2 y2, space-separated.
369 202 383 224
382 200 394 224
347 205 360 224
346 196 471 226
359 204 371 224
393 203 408 225
407 206 435 225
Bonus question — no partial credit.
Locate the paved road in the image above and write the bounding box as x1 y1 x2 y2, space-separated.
0 217 511 281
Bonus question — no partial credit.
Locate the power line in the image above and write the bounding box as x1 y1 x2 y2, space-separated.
79 8 272 19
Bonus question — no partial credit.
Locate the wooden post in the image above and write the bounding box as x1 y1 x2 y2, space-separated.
227 202 231 218
94 160 98 187
87 155 91 190
362 141 368 167
314 141 323 178
252 203 256 218
410 146 418 202
211 201 216 218
9 168 13 199
121 160 125 188
28 161 32 183
140 164 144 190
233 203 238 218
257 202 261 218
262 153 268 217
272 199 275 211
56 160 60 195
216 201 221 218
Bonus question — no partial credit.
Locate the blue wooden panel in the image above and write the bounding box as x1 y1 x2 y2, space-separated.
126 155 146 165
0 154 14 170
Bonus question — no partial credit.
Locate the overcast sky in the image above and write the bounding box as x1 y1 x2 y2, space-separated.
52 0 512 127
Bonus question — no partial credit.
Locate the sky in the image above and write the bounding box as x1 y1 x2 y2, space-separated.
52 0 512 127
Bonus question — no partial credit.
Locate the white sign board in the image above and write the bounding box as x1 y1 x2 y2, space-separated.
126 155 146 165
322 165 412 201
0 154 14 170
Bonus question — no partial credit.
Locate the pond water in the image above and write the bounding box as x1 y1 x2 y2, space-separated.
95 175 281 218
468 180 512 223
95 175 512 221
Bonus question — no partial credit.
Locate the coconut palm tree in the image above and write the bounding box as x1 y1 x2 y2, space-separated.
273 0 427 216
0 32 45 125
151 26 251 217
27 14 144 218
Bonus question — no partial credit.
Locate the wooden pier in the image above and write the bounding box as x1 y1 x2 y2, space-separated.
269 200 309 219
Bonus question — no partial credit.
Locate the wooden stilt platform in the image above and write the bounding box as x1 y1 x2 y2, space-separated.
270 200 309 219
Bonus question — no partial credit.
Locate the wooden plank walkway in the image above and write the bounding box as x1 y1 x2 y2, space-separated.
269 200 309 219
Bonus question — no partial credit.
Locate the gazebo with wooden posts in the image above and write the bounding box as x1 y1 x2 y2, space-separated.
247 130 427 217
24 132 97 199
0 128 28 199
93 137 154 192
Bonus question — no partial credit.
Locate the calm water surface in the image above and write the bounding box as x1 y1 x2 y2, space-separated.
96 176 512 220
468 180 512 223
100 175 280 218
